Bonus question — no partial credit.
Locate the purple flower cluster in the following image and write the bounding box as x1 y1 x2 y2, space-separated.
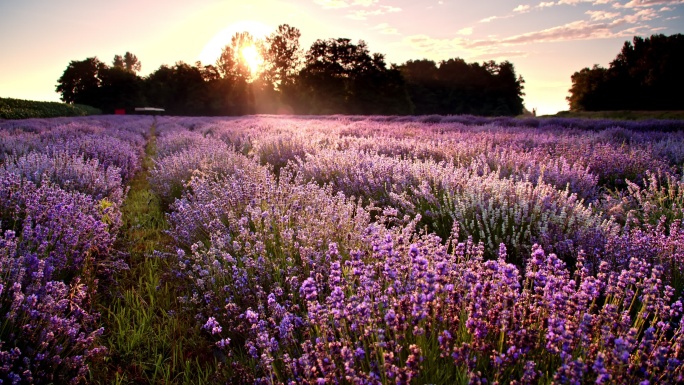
0 116 148 383
4 114 678 383
150 115 684 384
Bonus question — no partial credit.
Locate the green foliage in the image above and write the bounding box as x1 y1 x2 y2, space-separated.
0 97 101 119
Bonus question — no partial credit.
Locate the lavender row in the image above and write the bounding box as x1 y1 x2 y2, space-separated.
0 116 149 182
161 167 683 383
150 115 683 383
1 116 149 383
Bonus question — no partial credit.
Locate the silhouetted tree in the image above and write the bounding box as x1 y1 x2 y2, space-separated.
55 24 530 117
97 66 146 112
56 57 107 105
262 24 303 90
214 32 258 114
398 58 524 116
145 62 210 115
113 52 142 73
567 34 684 111
296 38 412 114
217 32 255 81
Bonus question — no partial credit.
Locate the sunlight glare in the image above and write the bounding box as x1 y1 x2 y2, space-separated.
199 21 271 66
241 44 263 77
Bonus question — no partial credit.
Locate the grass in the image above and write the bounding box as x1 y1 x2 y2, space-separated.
90 122 217 384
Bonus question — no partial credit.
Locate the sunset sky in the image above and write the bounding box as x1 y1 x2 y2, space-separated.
1 0 683 115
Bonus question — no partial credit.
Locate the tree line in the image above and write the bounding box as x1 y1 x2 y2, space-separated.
567 33 684 111
56 24 525 116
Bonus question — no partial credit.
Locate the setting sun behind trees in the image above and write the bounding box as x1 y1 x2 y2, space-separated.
240 44 264 79
216 31 269 83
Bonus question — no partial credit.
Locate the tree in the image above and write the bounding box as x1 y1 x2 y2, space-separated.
145 62 211 115
567 65 611 111
217 32 256 81
56 57 107 105
98 66 145 112
113 52 142 73
567 34 684 111
262 24 303 90
398 58 524 115
296 38 412 114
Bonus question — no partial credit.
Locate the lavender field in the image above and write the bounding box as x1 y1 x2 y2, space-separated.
1 114 684 384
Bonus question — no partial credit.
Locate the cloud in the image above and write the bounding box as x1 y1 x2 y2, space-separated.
403 34 466 54
472 51 530 60
487 20 617 45
314 0 352 8
313 0 379 8
406 0 666 61
621 8 658 22
480 15 499 22
314 0 402 20
586 10 621 19
514 4 532 11
353 0 379 5
347 5 401 19
623 0 684 8
372 22 400 35
479 14 516 22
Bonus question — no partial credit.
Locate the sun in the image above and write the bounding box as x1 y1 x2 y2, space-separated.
240 44 264 78
199 21 271 66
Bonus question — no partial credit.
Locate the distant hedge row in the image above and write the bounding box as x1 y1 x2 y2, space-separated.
0 97 101 119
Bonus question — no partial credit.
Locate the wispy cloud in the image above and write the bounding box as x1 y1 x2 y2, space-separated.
479 14 515 23
622 8 658 22
457 27 474 35
586 10 621 19
314 0 379 8
514 4 532 12
405 6 659 61
314 0 402 20
472 20 621 46
472 50 530 60
347 5 401 20
622 0 684 8
372 22 400 35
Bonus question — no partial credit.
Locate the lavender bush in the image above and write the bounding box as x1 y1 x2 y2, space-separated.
2 113 683 384
0 116 147 384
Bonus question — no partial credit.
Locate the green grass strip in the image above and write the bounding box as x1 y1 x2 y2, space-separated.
91 122 216 385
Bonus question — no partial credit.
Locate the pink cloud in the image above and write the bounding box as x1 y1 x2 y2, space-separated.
622 0 684 7
586 10 621 19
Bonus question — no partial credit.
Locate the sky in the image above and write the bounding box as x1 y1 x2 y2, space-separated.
1 0 683 115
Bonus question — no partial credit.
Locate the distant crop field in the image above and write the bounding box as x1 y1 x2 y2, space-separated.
0 97 101 119
1 115 683 384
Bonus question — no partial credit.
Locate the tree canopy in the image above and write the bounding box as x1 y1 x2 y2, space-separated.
399 59 525 116
56 24 526 116
567 33 684 111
